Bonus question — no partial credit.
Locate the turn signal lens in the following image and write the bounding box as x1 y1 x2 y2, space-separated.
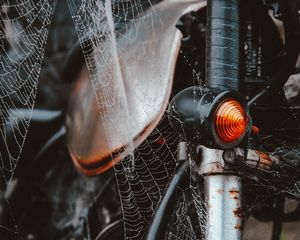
214 99 248 143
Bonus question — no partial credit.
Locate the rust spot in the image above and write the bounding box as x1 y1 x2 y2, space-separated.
233 208 243 218
257 151 272 167
235 224 243 230
257 151 270 160
208 162 224 173
229 188 239 194
217 189 224 194
229 188 239 200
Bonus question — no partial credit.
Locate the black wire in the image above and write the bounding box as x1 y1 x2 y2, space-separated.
145 160 189 240
271 194 285 240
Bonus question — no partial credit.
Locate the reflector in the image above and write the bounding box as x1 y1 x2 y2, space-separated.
214 99 248 143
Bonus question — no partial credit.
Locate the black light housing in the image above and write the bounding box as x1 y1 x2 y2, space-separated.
168 86 251 149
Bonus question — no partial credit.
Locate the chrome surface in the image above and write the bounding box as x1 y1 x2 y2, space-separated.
198 145 278 174
197 145 225 175
66 0 206 175
177 141 188 162
205 175 243 240
199 146 242 240
9 109 61 122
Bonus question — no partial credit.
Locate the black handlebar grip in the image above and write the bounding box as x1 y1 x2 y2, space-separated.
206 0 241 92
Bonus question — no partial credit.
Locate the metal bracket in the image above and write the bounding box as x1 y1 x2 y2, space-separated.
196 145 279 176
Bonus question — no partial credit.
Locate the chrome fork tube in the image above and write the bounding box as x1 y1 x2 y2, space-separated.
198 146 243 240
205 175 242 240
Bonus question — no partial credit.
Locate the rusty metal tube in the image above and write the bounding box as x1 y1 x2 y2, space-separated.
205 175 242 240
204 0 243 238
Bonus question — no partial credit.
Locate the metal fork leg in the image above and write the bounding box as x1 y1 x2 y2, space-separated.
198 146 243 240
205 175 242 240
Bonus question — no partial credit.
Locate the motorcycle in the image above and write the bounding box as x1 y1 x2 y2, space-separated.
1 0 300 239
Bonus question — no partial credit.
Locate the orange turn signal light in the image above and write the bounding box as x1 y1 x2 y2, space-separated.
214 99 249 143
169 86 251 149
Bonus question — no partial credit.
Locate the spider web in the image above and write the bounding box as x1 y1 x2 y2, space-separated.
0 0 57 237
67 0 207 239
67 0 300 238
0 0 207 239
1 0 300 239
0 0 57 183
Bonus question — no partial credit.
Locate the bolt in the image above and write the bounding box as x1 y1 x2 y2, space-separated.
222 150 236 164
